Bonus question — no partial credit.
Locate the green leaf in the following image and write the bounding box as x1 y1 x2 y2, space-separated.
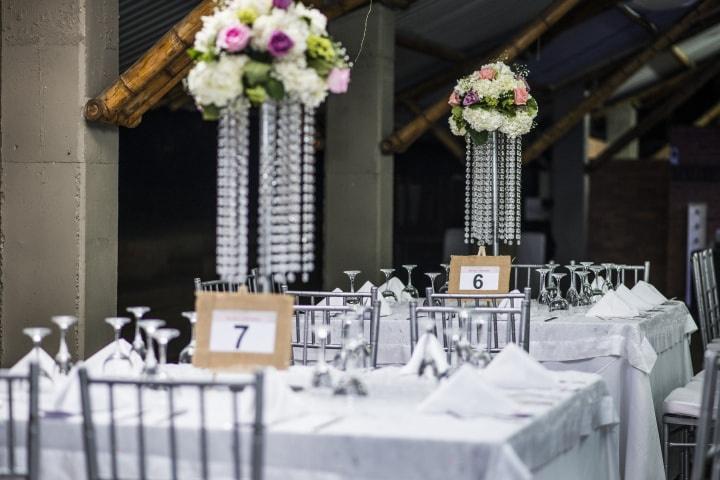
187 48 202 61
468 128 488 145
265 78 285 100
201 104 220 121
244 60 272 86
307 56 334 77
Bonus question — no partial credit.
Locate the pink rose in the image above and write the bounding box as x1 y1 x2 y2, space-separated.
477 67 496 80
448 91 461 106
327 68 350 94
216 24 251 53
514 87 529 105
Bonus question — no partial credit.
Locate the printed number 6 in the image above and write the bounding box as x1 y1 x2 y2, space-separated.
473 274 484 289
234 324 249 349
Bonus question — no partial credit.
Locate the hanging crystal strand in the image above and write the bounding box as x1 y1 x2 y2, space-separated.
301 106 316 279
472 140 483 245
285 102 303 282
272 100 292 284
258 101 277 285
234 103 250 280
503 134 512 245
216 107 233 281
515 136 523 245
482 134 493 247
464 137 472 244
497 134 506 245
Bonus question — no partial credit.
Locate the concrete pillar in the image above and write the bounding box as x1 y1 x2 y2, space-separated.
551 85 589 263
324 5 394 289
606 103 638 159
1 0 118 365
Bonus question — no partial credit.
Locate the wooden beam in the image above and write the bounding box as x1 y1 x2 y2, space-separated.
381 0 582 155
523 0 718 166
587 60 720 171
396 32 466 63
599 68 694 113
400 100 464 161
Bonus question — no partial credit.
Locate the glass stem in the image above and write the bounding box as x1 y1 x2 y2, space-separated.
159 343 167 367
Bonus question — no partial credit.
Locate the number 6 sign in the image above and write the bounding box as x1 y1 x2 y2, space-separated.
193 291 293 371
448 254 511 295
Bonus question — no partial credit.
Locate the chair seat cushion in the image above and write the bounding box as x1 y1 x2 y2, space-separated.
664 386 702 418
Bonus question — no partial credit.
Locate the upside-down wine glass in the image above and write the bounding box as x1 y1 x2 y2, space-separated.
153 328 180 379
343 270 362 305
536 268 551 305
401 264 419 300
439 264 451 293
545 263 558 289
103 317 134 374
588 266 605 301
615 265 625 287
178 311 197 364
137 319 165 376
564 265 580 306
312 322 333 388
601 263 615 291
22 327 53 381
51 315 77 375
127 306 150 358
575 270 593 306
425 272 441 305
549 273 569 311
379 268 398 303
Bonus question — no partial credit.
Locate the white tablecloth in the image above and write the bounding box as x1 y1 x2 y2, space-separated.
4 366 619 480
293 300 695 480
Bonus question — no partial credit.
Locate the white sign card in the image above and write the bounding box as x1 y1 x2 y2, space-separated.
458 265 501 291
448 254 511 295
209 309 278 354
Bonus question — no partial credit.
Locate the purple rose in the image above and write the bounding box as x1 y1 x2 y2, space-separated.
463 90 479 106
268 30 294 57
273 0 293 8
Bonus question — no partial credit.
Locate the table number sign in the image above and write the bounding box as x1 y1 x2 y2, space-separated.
193 291 293 370
448 255 511 294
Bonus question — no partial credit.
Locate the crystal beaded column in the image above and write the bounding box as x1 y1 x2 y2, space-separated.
301 106 316 281
258 101 277 286
285 101 303 281
216 102 249 282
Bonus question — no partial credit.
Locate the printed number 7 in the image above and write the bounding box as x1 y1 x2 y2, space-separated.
234 324 249 349
473 274 484 289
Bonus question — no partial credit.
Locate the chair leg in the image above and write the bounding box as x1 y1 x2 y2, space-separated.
681 426 688 480
663 422 670 480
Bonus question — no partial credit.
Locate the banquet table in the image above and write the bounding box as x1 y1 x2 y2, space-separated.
7 364 619 480
293 299 696 480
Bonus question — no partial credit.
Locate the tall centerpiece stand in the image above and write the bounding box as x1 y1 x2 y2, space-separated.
448 62 539 255
186 0 351 289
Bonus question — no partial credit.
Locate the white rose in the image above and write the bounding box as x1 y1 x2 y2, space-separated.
292 3 328 35
226 0 272 16
187 55 247 107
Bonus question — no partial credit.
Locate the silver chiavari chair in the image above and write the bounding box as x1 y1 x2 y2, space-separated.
280 286 380 367
0 363 40 480
427 287 532 354
691 349 720 480
509 264 544 293
617 261 651 287
693 250 714 350
701 249 719 344
79 367 265 480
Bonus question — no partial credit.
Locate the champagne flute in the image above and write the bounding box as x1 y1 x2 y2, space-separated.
127 306 150 358
51 315 77 375
178 311 197 364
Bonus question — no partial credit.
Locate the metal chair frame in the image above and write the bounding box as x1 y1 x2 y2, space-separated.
508 262 650 294
79 368 264 480
410 290 531 359
691 349 720 480
701 249 720 343
0 363 40 480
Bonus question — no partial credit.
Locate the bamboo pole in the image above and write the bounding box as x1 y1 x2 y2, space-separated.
587 60 720 172
380 0 582 155
523 0 718 166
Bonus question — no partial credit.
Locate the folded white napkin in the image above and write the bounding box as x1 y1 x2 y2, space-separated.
615 284 653 311
586 290 640 318
316 288 345 306
11 348 57 377
357 281 391 315
418 364 519 417
83 339 144 375
400 332 449 377
481 343 559 390
631 280 667 306
379 277 405 298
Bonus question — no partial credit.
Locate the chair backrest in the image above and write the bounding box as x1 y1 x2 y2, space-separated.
617 261 651 286
693 250 713 349
691 349 720 480
701 249 720 344
411 290 531 358
0 363 39 480
280 286 378 306
195 269 289 294
79 368 264 480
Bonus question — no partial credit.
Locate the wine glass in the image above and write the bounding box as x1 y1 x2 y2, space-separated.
379 268 397 303
401 265 419 300
51 315 77 375
137 319 165 376
588 266 605 301
536 268 551 305
564 265 580 306
439 263 450 293
312 323 333 388
549 273 569 311
22 328 53 381
601 263 615 291
545 263 558 289
343 270 361 305
575 271 593 306
153 328 180 379
425 272 441 305
178 311 197 364
103 317 134 374
615 265 625 287
127 306 150 358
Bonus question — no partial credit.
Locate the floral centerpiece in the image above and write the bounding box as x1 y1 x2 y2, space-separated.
186 0 351 120
448 61 538 144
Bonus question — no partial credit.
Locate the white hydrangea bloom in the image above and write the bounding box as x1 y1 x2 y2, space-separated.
225 0 272 16
251 8 310 58
193 9 238 53
499 112 534 137
462 108 505 133
449 116 466 136
273 60 328 108
187 54 247 107
292 3 328 35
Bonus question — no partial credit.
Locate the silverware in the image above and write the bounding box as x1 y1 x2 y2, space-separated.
543 316 559 322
